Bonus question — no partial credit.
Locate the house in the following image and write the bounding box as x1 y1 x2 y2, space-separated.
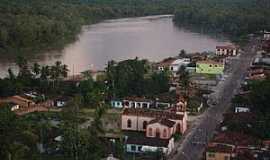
246 67 266 80
53 96 70 107
121 108 187 134
0 102 20 111
156 57 177 71
196 60 224 75
169 58 191 76
216 45 239 56
156 57 191 76
125 132 175 154
234 106 250 113
9 102 20 111
211 132 260 149
6 95 35 108
234 103 251 113
263 31 270 40
123 97 152 109
122 107 187 155
206 144 235 160
111 99 123 108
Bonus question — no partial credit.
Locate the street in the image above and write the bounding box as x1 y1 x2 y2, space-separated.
168 39 258 160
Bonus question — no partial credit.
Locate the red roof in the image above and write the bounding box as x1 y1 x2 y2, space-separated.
157 57 177 67
216 45 238 50
148 118 175 128
206 144 234 153
124 96 152 102
223 112 256 124
122 108 184 120
212 132 260 147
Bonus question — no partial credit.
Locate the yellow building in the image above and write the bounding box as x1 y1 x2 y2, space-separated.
206 144 235 160
196 60 224 75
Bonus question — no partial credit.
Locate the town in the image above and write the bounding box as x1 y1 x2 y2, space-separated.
0 30 270 160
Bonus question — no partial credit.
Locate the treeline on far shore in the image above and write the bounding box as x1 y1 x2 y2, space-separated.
0 0 178 56
173 0 270 42
1 0 270 56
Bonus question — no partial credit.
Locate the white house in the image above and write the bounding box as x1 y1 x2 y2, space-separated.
54 97 70 107
10 103 20 111
111 100 123 108
235 107 250 113
169 58 191 76
123 97 152 109
126 136 175 155
216 45 239 56
263 31 270 40
234 103 251 113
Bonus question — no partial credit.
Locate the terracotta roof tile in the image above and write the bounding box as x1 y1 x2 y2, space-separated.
213 132 260 147
122 108 184 120
126 135 170 147
148 118 175 128
206 144 234 153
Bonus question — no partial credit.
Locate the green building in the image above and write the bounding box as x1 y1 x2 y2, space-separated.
195 60 224 74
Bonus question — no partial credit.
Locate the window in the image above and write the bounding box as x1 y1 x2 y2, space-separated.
127 119 132 128
163 129 167 138
170 67 174 71
156 128 160 138
148 128 153 136
138 146 142 151
143 121 147 130
131 102 135 108
137 103 141 107
143 103 148 108
117 102 120 106
131 145 136 151
208 153 215 158
215 65 218 67
209 65 212 67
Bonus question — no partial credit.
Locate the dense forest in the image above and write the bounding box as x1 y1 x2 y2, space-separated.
0 0 179 55
173 0 270 41
1 0 270 55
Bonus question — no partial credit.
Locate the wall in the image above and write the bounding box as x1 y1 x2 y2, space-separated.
196 63 224 74
122 115 153 131
111 101 123 108
122 113 188 134
206 152 232 160
146 123 174 139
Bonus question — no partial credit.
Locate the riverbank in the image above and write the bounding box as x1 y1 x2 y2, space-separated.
0 15 231 78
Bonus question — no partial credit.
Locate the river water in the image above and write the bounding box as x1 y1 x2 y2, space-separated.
0 15 231 77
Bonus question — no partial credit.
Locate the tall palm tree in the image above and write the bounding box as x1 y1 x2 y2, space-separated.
31 62 40 78
177 66 190 97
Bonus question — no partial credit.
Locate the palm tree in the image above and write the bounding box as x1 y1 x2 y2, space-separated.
61 64 69 78
40 66 50 80
32 62 40 78
177 66 190 97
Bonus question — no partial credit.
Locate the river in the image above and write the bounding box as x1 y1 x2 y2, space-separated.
0 15 231 77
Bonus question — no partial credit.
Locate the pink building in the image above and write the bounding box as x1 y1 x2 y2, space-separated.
122 108 187 154
121 108 187 135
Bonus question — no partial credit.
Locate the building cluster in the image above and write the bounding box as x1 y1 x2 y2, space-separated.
204 38 270 160
0 91 71 115
205 111 270 160
120 96 188 155
153 45 239 93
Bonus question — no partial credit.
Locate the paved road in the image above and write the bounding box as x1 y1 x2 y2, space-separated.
168 39 258 160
